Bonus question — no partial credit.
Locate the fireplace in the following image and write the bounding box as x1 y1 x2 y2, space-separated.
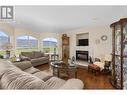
76 50 88 61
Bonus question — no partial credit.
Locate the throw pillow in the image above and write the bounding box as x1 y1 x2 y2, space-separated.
19 55 31 61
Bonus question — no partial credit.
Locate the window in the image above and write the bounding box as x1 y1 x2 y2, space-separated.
16 36 38 53
42 37 58 53
0 31 10 54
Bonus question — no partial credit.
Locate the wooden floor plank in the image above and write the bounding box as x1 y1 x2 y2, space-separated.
35 63 114 89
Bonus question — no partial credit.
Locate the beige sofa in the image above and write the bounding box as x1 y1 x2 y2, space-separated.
20 51 49 66
0 60 84 89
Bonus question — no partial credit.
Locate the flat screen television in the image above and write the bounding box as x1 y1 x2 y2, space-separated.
78 39 89 46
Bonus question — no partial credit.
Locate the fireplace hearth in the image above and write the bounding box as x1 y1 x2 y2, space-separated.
76 50 88 61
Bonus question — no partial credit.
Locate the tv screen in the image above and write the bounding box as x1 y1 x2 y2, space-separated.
78 39 88 46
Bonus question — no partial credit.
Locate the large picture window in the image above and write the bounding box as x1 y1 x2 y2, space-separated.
16 36 38 53
42 37 58 53
0 31 10 54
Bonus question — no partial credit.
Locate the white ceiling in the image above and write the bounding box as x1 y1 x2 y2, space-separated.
10 6 127 32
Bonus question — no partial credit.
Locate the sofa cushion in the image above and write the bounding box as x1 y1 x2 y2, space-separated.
33 71 52 81
31 57 49 64
60 79 84 89
40 52 45 57
0 64 49 89
24 67 40 74
38 57 49 61
31 58 40 64
19 55 31 61
21 52 34 59
45 77 66 89
13 61 32 70
34 51 44 58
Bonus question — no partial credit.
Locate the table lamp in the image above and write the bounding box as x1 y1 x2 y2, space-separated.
2 43 13 59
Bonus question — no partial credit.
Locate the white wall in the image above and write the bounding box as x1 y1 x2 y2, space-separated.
0 23 112 59
62 26 112 59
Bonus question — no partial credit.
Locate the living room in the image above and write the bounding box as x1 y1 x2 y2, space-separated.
0 5 127 90
0 6 112 60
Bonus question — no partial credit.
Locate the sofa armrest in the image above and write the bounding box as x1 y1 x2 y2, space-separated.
60 79 84 89
13 61 32 70
19 55 31 61
43 54 49 57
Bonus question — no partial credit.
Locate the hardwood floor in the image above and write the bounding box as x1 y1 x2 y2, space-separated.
77 67 114 89
35 63 115 89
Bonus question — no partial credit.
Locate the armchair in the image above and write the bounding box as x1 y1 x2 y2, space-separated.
102 61 111 74
93 54 112 73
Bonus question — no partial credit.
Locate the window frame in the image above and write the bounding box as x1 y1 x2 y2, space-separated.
42 37 58 53
16 35 38 53
0 31 10 50
0 31 10 55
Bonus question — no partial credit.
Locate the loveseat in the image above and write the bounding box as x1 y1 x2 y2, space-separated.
0 60 84 89
20 51 49 66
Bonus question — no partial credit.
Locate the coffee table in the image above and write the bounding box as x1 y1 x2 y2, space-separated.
68 65 77 78
50 61 64 77
50 61 77 78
